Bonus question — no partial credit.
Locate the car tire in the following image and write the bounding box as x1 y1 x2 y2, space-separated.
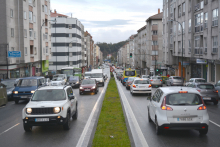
95 90 98 94
23 124 32 132
63 112 71 130
103 83 105 87
155 119 162 135
199 128 208 135
72 106 78 120
213 101 218 105
148 110 152 122
15 100 19 104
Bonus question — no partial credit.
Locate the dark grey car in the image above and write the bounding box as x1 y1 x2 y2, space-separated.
67 76 81 88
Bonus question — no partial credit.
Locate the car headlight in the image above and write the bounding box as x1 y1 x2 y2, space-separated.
13 91 18 94
31 90 35 93
7 91 12 95
53 107 61 113
76 82 79 84
80 87 83 89
26 108 32 114
91 86 96 89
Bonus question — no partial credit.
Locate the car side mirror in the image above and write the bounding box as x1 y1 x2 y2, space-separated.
69 95 75 100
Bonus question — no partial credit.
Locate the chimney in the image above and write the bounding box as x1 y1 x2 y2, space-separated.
54 9 57 14
158 8 160 14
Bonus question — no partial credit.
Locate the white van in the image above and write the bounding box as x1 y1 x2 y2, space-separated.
91 69 104 86
84 72 92 79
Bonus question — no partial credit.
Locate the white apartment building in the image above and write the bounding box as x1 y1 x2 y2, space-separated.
128 35 135 68
49 10 84 71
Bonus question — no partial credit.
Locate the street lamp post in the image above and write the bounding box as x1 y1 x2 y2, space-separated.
168 19 183 80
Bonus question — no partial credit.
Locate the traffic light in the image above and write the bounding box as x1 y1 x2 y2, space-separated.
130 53 132 58
156 69 159 72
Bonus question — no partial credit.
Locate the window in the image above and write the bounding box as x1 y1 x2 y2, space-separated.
212 36 218 53
29 29 33 38
69 24 72 29
153 30 158 35
201 13 203 31
189 19 191 32
34 47 37 55
182 3 185 15
152 41 158 45
204 13 208 28
178 24 181 34
178 41 181 52
178 5 181 17
10 9 13 18
42 5 44 12
69 34 72 38
152 50 158 55
24 11 26 19
25 47 27 55
182 22 185 33
167 7 168 17
204 37 207 53
34 31 36 39
11 28 14 37
29 11 33 21
69 43 72 47
24 29 27 37
212 9 218 27
43 48 45 54
195 36 200 54
46 47 48 54
33 15 36 22
188 39 191 53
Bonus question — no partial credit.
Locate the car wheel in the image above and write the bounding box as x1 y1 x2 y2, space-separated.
72 105 78 120
63 112 71 130
103 83 105 87
23 124 32 132
15 100 19 104
95 90 97 94
199 128 208 135
148 110 152 122
155 119 162 135
213 101 218 105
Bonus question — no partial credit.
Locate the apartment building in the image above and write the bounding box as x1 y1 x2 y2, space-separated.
84 31 94 70
49 10 84 71
128 35 135 68
0 0 51 78
163 0 220 83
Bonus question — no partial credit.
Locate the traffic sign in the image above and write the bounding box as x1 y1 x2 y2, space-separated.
8 51 21 58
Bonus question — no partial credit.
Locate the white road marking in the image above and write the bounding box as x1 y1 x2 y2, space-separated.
0 123 20 136
209 120 220 128
76 71 110 147
115 75 149 147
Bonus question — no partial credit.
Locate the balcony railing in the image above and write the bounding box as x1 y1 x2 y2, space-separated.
195 1 203 12
195 26 201 33
194 47 203 54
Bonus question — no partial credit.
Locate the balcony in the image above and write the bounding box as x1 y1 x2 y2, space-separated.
194 47 203 55
195 1 204 12
152 25 158 31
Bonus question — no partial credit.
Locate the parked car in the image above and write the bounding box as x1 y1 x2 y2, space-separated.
130 78 152 95
1 79 19 100
67 76 81 88
185 78 206 86
125 77 136 90
0 82 7 106
22 85 78 131
166 76 183 86
147 87 209 135
79 79 99 95
187 83 218 105
13 77 45 104
150 76 163 88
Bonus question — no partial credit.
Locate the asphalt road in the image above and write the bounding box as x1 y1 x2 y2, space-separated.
0 68 109 147
116 79 220 147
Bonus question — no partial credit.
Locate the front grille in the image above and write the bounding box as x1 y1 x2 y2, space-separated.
18 91 31 94
31 108 54 115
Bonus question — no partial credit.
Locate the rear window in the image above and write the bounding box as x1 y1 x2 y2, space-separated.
125 71 135 76
173 77 182 79
166 93 202 105
134 80 149 84
195 79 206 83
197 84 214 89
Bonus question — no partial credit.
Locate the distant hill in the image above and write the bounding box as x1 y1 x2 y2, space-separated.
96 41 128 59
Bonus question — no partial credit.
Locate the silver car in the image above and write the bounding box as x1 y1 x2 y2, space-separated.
150 76 163 88
185 78 206 86
166 76 183 86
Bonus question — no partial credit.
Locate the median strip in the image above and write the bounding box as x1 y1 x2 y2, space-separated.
92 74 130 146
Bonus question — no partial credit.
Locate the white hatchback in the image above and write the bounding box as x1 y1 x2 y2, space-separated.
147 87 209 135
130 78 152 95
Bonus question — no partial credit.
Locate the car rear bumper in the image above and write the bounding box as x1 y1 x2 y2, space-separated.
151 83 163 86
23 116 67 126
171 83 183 86
13 95 32 101
80 89 97 93
133 90 151 93
201 96 218 101
160 123 208 130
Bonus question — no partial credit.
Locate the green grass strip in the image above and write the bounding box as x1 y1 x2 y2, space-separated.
92 76 131 147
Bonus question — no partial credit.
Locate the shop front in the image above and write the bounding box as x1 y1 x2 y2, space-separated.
10 68 20 78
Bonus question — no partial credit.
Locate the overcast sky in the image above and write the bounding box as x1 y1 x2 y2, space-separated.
51 0 163 43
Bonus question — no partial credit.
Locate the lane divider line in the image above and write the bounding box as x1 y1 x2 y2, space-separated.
115 75 149 147
209 120 220 128
76 72 110 147
0 123 20 136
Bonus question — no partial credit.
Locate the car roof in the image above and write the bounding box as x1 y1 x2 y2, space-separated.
19 77 44 80
191 78 205 80
38 86 70 90
159 87 200 95
196 83 213 86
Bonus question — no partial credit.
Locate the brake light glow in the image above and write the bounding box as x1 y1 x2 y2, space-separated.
179 91 188 93
197 106 207 110
160 80 162 81
197 90 201 92
202 126 206 129
161 97 173 111
150 80 153 81
164 127 169 129
148 84 152 88
214 90 218 93
133 85 136 88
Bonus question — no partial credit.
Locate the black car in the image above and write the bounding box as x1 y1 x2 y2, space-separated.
1 79 19 100
67 76 81 88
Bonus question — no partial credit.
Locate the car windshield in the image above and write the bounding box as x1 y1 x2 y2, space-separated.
197 84 214 89
32 89 66 101
17 79 37 86
82 80 96 85
128 78 135 81
173 77 182 79
134 80 149 84
1 80 15 88
61 69 73 77
91 73 103 78
195 79 206 83
68 76 79 81
166 93 202 105
125 71 135 76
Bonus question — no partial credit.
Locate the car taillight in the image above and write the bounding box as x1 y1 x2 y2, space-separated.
148 84 152 88
213 90 218 93
161 97 173 111
160 80 162 81
197 90 201 92
197 106 207 110
150 80 153 81
133 85 136 88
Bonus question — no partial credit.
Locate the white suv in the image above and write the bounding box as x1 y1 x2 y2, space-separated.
22 86 78 132
148 87 209 135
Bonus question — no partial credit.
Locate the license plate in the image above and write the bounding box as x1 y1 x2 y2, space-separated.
177 118 192 121
203 97 211 100
21 96 28 98
85 89 90 91
139 86 145 88
35 118 49 122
